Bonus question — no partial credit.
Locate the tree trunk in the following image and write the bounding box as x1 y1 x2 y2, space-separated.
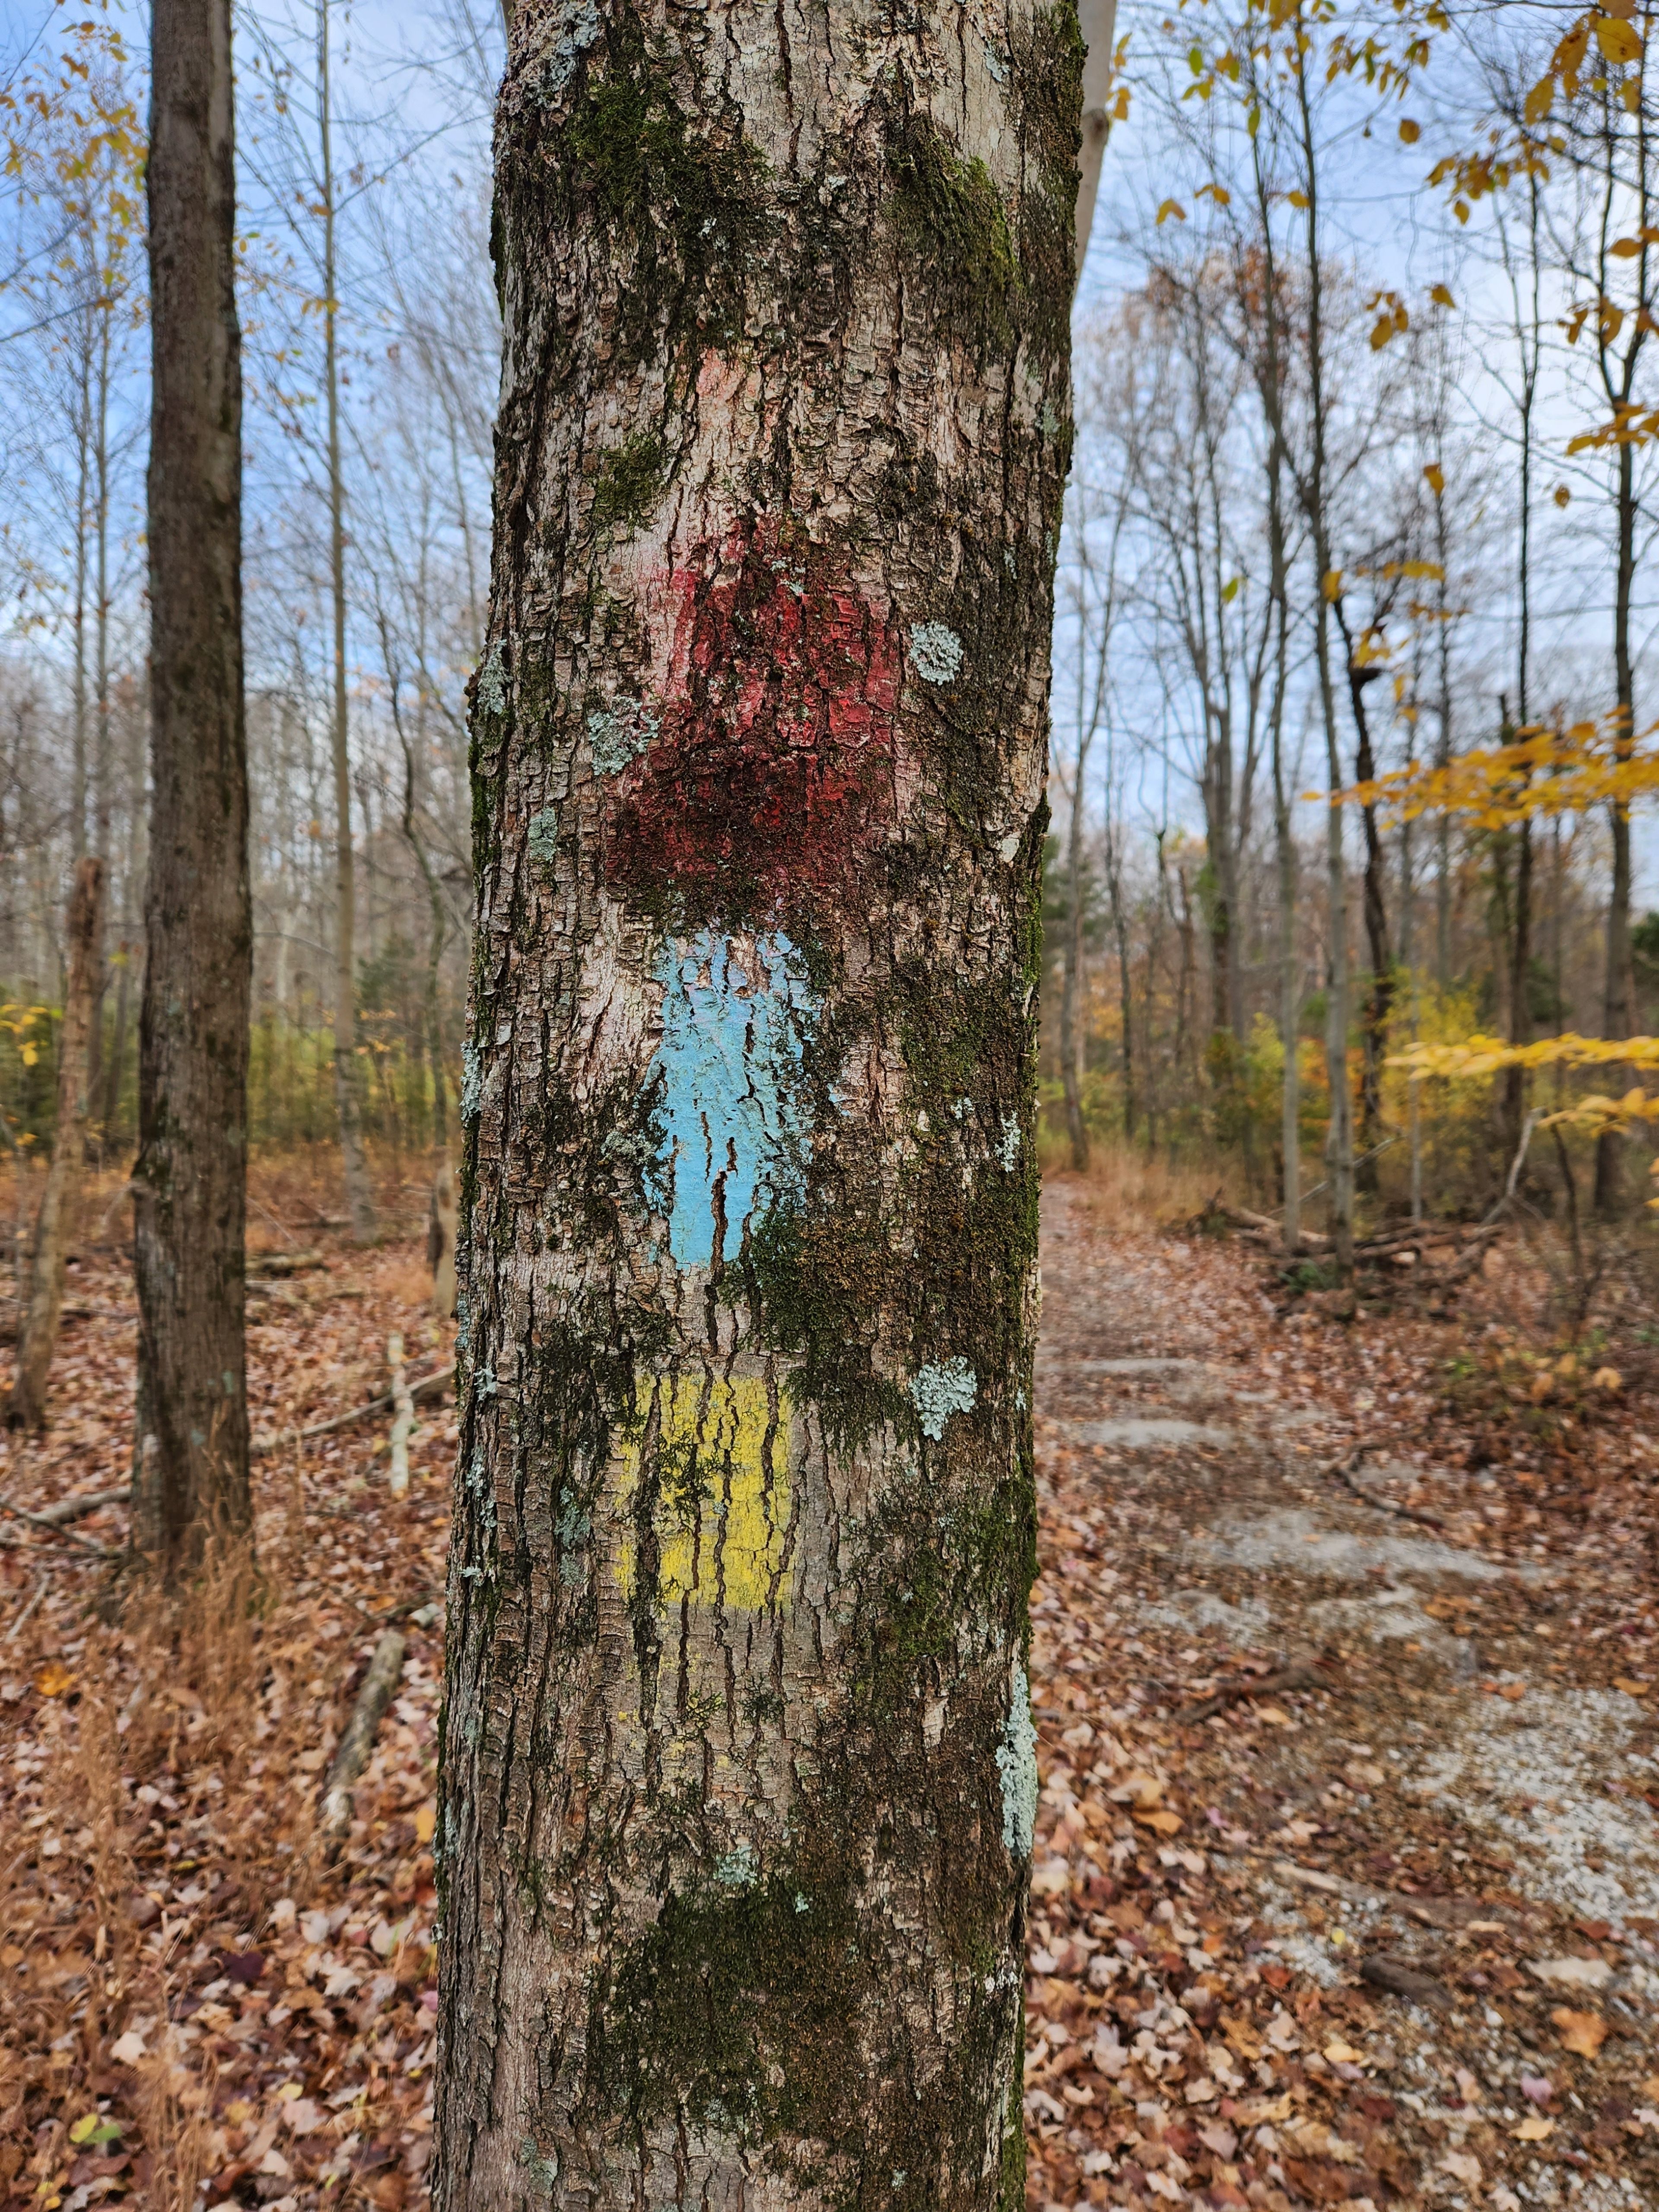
131 0 253 1578
435 6 1079 2202
1596 435 1637 1216
10 859 103 1431
1294 63 1352 1272
1105 825 1135 1140
1060 748 1090 1170
320 0 376 1244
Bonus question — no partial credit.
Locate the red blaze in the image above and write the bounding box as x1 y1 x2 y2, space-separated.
605 517 900 926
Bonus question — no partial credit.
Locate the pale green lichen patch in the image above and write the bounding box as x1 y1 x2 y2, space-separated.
528 807 559 867
909 1357 977 1441
908 621 963 685
995 1661 1037 1856
476 639 507 717
714 1840 759 1890
588 698 656 775
519 2136 560 2191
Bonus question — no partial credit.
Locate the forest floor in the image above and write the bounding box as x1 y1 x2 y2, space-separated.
0 1153 1656 2211
1024 1174 1659 2212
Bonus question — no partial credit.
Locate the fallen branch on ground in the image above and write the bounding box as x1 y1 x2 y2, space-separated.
251 1365 452 1456
1326 1447 1447 1532
247 1249 326 1277
0 1493 114 1556
320 1628 407 1837
1180 1650 1335 1723
387 1335 414 1500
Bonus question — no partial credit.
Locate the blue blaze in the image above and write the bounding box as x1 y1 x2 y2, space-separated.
652 931 814 1269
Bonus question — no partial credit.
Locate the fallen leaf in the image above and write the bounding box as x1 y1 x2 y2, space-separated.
33 1661 74 1699
1440 2150 1483 2186
1615 1677 1649 1697
109 2031 146 2066
1235 2093 1293 2125
1322 2039 1365 2065
1529 1955 1612 1990
1135 1808 1183 1836
1030 1857 1070 1898
1256 1705 1292 1726
414 1800 437 1843
1514 2115 1554 2141
1551 2007 1608 2057
1499 1681 1527 1701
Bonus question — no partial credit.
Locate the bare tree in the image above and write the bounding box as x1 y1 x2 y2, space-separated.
130 0 253 1578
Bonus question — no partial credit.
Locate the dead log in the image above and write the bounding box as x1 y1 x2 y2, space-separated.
247 1249 326 1277
319 1628 407 1837
387 1334 413 1499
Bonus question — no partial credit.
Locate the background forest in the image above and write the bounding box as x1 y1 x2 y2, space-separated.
4 0 1659 1260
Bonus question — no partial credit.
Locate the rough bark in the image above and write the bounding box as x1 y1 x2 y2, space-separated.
131 0 253 1576
11 858 103 1431
435 3 1078 2203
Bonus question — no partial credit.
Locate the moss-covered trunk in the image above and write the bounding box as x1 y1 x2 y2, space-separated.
435 4 1080 2202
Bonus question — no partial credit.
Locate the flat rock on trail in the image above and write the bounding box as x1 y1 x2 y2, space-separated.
1024 1184 1659 2212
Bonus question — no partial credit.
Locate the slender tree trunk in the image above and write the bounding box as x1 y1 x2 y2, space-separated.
1595 433 1637 1216
319 0 376 1243
1106 827 1135 1140
72 349 90 863
1245 124 1297 1251
88 313 114 1133
1332 609 1391 1175
131 0 253 1578
10 860 103 1430
1295 61 1352 1271
1060 743 1090 1170
101 694 146 1142
435 7 1079 2200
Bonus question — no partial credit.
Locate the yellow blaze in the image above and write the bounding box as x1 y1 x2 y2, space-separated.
615 1374 790 1610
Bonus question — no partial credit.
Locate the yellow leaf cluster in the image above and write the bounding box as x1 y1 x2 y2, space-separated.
1342 713 1659 827
1387 1033 1659 1081
1525 10 1644 126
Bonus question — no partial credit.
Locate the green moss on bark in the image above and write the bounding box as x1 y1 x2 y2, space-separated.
886 114 1017 356
590 429 669 535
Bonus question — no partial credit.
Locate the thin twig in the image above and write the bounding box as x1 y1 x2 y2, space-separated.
1325 1446 1447 1532
6 1576 48 1642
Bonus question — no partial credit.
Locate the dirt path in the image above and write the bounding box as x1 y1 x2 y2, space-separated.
1025 1182 1659 2212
